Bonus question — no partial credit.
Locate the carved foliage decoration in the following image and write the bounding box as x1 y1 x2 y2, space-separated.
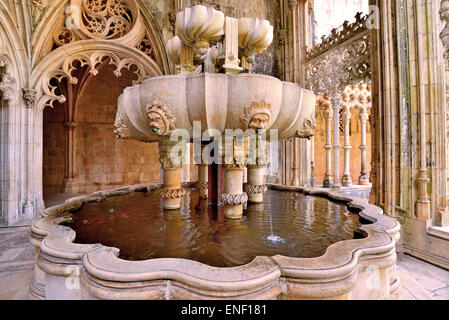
146 96 176 136
296 116 317 139
114 106 149 141
221 193 248 205
306 12 368 60
0 55 16 105
440 0 449 58
305 13 371 97
340 81 372 111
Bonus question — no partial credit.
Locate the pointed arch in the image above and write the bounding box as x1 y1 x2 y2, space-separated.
31 40 163 109
31 0 169 74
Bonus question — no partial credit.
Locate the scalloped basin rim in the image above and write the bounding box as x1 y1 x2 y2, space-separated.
32 183 400 285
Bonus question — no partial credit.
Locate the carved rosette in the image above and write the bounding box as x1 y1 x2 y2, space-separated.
160 188 186 199
146 97 176 136
221 193 248 205
245 184 267 195
240 100 272 131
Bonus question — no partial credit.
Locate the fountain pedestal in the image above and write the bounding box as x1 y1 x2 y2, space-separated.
221 166 247 219
159 141 186 210
246 166 267 203
196 144 209 199
197 164 209 199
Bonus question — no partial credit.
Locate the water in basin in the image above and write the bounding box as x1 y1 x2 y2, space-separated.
66 189 363 267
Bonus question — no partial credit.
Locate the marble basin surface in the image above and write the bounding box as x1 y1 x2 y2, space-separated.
114 73 317 141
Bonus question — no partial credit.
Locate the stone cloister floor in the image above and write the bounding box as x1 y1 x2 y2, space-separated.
0 227 448 300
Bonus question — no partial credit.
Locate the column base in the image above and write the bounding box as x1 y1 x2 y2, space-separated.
63 179 80 194
221 193 248 219
416 200 431 220
332 183 342 191
323 175 333 188
437 207 449 227
160 188 186 210
245 184 267 203
342 174 353 187
358 175 370 186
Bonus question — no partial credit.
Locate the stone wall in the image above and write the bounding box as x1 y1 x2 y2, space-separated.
43 102 66 193
43 65 161 195
75 66 161 193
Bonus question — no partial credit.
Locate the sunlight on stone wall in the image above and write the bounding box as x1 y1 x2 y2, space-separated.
313 0 369 40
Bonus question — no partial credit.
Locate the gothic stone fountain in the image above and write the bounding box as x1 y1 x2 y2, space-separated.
29 5 401 300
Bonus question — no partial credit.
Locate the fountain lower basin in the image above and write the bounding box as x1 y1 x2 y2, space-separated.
30 184 401 300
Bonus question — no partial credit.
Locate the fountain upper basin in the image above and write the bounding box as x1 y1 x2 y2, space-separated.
115 73 317 141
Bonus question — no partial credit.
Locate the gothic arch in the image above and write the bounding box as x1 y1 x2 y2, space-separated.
31 0 169 74
30 40 163 109
0 1 28 100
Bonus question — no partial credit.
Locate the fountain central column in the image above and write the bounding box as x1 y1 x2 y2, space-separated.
158 140 186 210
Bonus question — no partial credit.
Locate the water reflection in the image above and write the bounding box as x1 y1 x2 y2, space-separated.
68 189 362 267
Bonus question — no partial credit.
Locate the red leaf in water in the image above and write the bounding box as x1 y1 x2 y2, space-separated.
116 212 128 217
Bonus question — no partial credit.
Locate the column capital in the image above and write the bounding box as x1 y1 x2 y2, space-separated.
159 141 185 169
288 0 299 10
22 88 37 108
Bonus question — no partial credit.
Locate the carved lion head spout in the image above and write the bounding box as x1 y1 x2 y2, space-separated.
146 96 176 136
296 116 317 140
240 100 272 131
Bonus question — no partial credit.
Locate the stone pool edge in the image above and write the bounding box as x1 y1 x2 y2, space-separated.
29 183 401 300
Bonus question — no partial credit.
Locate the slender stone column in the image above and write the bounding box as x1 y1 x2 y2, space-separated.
208 163 219 205
291 138 300 186
358 107 370 185
221 137 247 219
323 107 333 187
158 141 186 210
222 166 247 219
197 164 208 199
288 0 299 83
331 94 341 190
310 135 317 187
341 106 352 187
246 133 268 203
196 144 208 199
63 121 78 193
